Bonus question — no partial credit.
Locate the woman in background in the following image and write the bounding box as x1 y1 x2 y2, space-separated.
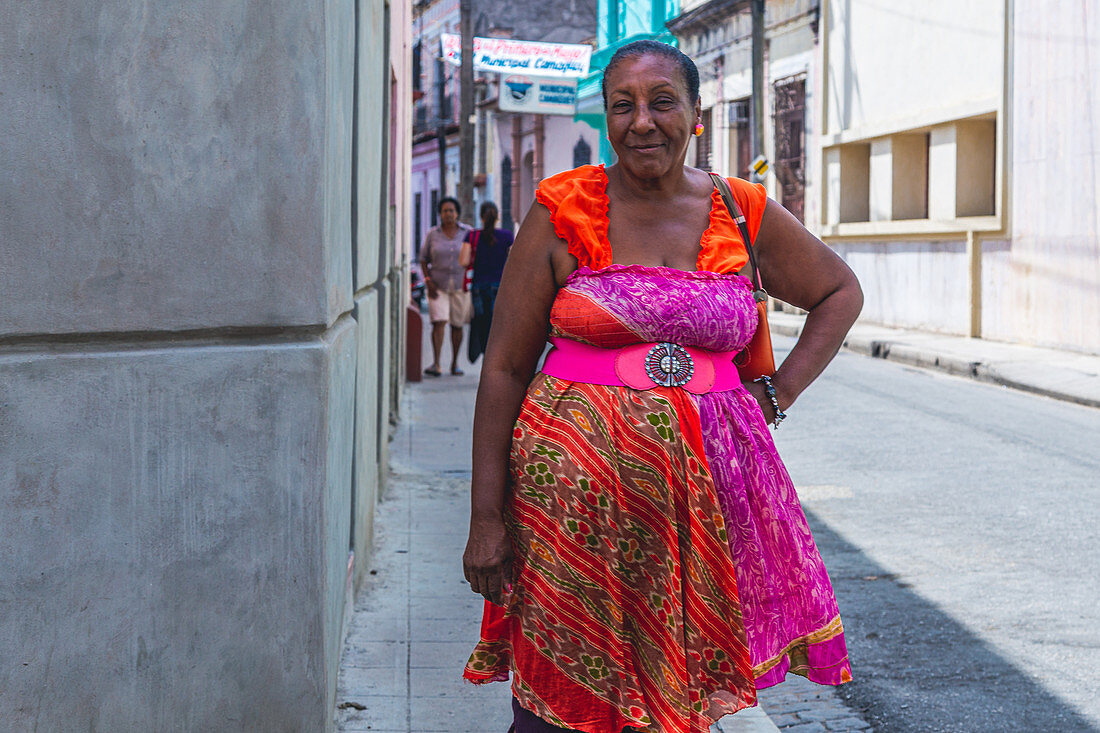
420 196 472 376
461 201 514 363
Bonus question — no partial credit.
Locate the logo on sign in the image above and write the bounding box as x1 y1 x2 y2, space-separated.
504 76 534 103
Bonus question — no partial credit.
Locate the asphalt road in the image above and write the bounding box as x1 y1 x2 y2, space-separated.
769 335 1100 732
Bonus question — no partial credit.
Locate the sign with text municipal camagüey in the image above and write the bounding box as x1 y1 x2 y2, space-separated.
440 34 591 78
498 75 578 115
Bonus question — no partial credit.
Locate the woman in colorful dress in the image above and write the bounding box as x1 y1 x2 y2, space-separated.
462 40 863 733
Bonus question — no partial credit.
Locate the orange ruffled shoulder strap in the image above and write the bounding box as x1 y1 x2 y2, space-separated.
535 166 769 274
534 164 611 269
698 175 768 274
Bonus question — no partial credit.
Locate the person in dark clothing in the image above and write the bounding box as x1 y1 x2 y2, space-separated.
460 201 514 363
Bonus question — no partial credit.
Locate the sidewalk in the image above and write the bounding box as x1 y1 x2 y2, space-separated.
334 313 1097 731
334 352 783 732
330 306 1100 733
769 312 1100 409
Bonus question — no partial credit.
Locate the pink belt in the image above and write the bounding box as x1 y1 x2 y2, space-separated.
541 337 741 395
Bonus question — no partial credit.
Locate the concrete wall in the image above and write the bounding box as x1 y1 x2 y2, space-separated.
1 0 409 729
983 1 1100 353
820 0 1099 353
832 241 971 334
0 3 351 337
825 0 1002 137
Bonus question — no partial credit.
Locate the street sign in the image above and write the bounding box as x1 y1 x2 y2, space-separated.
440 34 591 78
751 155 769 178
498 75 577 115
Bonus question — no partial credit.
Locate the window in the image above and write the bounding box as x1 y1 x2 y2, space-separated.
433 58 446 122
430 189 439 227
414 192 423 254
830 144 870 223
935 119 995 218
573 137 592 168
870 134 928 221
824 113 995 232
729 98 751 180
773 76 806 223
694 108 712 170
500 156 513 230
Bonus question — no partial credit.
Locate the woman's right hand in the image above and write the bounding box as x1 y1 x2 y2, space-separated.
462 200 566 607
463 513 514 606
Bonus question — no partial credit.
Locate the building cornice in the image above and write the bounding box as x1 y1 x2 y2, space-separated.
666 0 748 35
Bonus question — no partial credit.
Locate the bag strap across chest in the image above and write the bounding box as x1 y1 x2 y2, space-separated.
709 173 766 304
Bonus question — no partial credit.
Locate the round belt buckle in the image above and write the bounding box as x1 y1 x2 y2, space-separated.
644 342 695 387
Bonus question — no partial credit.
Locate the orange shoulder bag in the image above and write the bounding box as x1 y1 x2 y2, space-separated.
709 173 776 382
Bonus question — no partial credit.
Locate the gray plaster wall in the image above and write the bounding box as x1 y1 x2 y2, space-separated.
321 320 358 726
0 1 352 336
0 322 355 731
358 0 387 289
347 0 407 589
376 279 396 492
0 0 389 730
354 291 381 586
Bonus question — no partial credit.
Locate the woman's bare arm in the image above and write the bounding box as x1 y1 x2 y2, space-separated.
463 202 568 606
748 200 863 418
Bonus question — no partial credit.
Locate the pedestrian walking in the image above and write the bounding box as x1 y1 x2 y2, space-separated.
460 201 514 364
419 196 471 377
461 40 863 732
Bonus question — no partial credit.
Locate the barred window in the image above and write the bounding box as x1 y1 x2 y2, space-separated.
694 107 712 170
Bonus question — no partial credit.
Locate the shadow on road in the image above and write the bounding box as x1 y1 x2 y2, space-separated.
805 508 1098 733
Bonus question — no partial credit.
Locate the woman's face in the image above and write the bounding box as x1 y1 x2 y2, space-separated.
604 54 700 181
439 202 458 226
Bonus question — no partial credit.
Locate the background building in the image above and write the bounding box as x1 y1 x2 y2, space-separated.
0 0 411 729
411 0 463 243
575 0 682 164
820 0 1099 353
410 0 598 236
669 0 820 223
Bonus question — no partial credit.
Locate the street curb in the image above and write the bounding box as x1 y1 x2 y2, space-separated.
715 704 782 732
769 317 1100 410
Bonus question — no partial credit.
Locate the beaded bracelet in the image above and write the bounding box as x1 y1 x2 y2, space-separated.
753 375 787 428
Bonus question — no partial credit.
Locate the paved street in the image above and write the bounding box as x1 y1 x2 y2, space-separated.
337 331 1100 732
770 335 1100 731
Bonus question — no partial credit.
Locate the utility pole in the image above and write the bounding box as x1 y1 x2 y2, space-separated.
458 0 475 225
435 57 447 198
751 0 765 162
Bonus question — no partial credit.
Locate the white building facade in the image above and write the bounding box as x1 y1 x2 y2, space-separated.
821 0 1099 353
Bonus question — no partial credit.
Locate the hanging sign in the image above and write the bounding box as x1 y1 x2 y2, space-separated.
750 155 769 182
441 34 591 78
497 75 578 115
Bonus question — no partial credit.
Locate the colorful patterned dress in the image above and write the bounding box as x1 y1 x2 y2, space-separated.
464 166 851 733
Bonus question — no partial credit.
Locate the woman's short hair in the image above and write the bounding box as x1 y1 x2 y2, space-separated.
601 40 700 108
438 196 461 215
